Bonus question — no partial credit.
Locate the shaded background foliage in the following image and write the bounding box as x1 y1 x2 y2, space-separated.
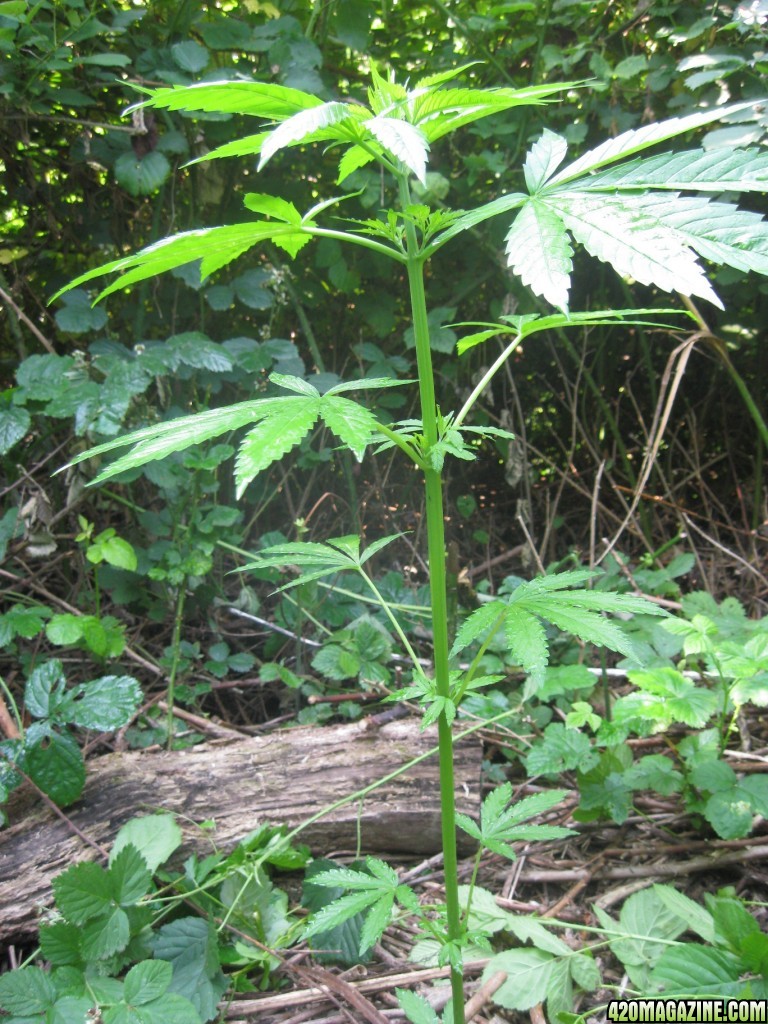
1 0 767 666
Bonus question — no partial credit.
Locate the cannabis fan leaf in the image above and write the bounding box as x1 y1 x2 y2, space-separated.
62 375 405 496
451 570 667 696
498 104 768 311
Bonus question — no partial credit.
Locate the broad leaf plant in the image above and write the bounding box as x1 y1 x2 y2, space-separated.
57 65 768 1023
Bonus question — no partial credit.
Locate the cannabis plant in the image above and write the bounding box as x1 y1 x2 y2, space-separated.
57 66 768 1023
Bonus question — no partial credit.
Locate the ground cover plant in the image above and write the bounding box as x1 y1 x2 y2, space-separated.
31 60 768 1024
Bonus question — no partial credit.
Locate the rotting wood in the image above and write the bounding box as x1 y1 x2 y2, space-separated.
0 718 482 945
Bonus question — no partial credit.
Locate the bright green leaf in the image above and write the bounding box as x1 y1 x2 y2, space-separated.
110 814 182 872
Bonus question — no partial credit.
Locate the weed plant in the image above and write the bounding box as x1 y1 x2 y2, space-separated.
46 65 768 1022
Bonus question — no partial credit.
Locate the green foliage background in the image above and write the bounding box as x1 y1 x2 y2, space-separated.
1 0 767 621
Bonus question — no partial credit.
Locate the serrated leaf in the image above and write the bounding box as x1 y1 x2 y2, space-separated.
636 194 768 277
81 905 130 960
325 375 409 395
53 861 113 923
39 920 83 966
240 538 359 589
243 193 302 225
396 988 441 1024
24 659 67 719
524 129 569 191
450 600 506 657
651 944 745 996
505 198 574 310
235 396 319 496
321 395 377 460
337 142 378 182
53 223 289 304
596 887 687 981
124 960 172 1005
574 145 768 193
303 858 375 964
455 813 483 842
550 192 722 308
263 375 317 403
65 399 271 483
0 966 57 1015
569 951 601 991
359 533 402 563
547 102 759 187
504 605 549 689
500 788 571 826
532 602 635 657
109 844 152 905
366 117 429 184
26 731 85 806
652 885 716 944
68 675 142 731
359 891 394 952
259 101 357 169
304 889 383 938
0 404 30 454
411 81 581 142
483 949 554 1011
153 917 227 1020
111 814 182 872
140 79 324 119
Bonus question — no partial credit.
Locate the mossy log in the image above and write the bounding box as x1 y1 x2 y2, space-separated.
0 718 482 945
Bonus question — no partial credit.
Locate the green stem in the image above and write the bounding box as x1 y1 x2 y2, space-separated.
166 585 187 748
399 175 466 1023
461 848 484 929
373 419 428 469
359 569 424 669
454 332 524 428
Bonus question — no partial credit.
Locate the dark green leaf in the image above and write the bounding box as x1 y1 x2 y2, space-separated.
0 966 57 1015
24 659 67 719
67 675 142 731
25 731 85 806
53 860 113 923
122 960 170 1005
114 151 171 197
81 905 130 960
109 844 152 905
651 944 745 996
152 917 228 1020
0 404 30 454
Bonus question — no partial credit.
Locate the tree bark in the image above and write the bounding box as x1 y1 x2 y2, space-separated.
0 719 482 945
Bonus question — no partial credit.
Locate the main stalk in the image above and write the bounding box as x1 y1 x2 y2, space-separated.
400 179 466 1024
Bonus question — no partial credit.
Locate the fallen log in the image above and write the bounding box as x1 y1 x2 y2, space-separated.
0 718 482 945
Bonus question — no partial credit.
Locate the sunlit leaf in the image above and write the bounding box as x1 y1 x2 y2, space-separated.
547 102 759 187
366 116 429 184
550 192 722 307
259 101 361 169
523 128 569 191
137 80 325 119
234 397 319 496
505 199 573 311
